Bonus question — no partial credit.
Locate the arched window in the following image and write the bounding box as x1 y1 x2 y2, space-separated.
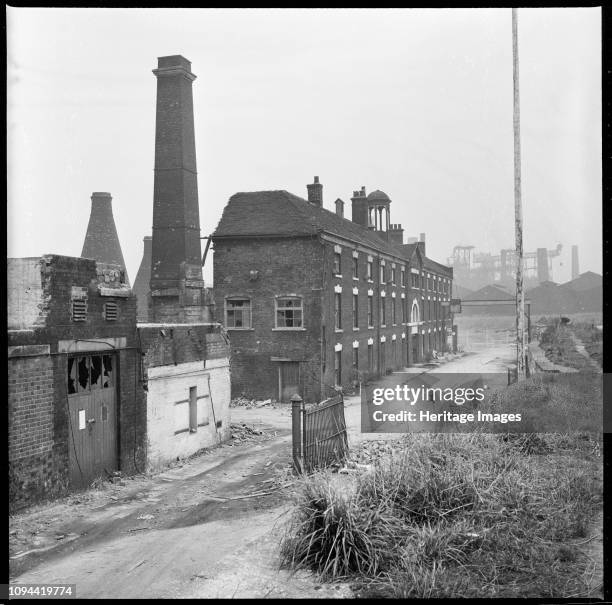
411 300 420 324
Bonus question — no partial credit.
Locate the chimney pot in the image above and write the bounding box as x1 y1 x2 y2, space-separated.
314 176 319 184
306 176 323 207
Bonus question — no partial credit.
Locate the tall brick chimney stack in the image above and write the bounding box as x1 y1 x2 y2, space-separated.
150 55 208 323
81 192 129 284
306 176 323 206
571 245 580 280
133 236 153 322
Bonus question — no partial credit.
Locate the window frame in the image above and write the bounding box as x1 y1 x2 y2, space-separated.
275 295 304 329
225 297 252 329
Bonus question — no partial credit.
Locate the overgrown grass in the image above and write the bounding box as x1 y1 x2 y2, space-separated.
481 371 602 434
280 433 602 598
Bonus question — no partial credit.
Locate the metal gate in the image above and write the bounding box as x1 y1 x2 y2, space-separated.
67 353 118 487
291 393 348 473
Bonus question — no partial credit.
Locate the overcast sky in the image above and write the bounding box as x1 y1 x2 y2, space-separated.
7 7 601 286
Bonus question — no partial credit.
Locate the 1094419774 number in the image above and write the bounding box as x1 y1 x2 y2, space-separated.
8 584 76 599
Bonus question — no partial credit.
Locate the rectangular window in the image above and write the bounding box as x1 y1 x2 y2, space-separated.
334 350 342 386
226 298 251 329
380 264 385 284
189 386 198 432
334 293 342 330
368 344 374 371
276 296 303 328
352 347 359 371
353 256 359 279
402 298 408 323
353 294 359 329
367 295 374 328
367 260 373 281
392 298 397 325
401 269 405 287
380 297 386 327
381 341 386 370
334 252 342 275
391 267 396 284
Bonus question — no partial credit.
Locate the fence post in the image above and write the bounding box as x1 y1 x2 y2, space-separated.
291 394 303 474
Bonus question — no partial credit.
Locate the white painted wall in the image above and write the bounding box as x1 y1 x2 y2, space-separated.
7 258 44 329
145 357 231 471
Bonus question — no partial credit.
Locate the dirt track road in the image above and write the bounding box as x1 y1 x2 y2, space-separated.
9 419 351 599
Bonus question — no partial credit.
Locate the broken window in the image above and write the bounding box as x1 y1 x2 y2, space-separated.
68 357 77 394
226 298 251 329
78 356 89 390
276 297 303 328
90 355 103 389
102 355 113 388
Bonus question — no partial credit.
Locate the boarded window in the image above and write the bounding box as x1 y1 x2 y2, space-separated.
189 386 198 432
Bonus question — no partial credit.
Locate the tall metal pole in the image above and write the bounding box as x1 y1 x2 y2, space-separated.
512 8 527 377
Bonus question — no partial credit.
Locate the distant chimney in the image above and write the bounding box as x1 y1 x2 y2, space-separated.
571 245 579 279
335 198 344 218
133 236 153 322
406 237 418 244
306 176 323 206
81 192 129 285
536 248 549 283
419 233 426 243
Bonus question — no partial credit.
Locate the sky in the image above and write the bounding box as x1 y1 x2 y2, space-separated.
7 7 601 286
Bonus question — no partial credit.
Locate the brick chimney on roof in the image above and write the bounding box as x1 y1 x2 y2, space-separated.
81 192 129 285
306 176 323 207
150 54 209 322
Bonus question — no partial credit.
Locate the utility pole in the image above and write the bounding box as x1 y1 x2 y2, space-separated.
512 7 527 377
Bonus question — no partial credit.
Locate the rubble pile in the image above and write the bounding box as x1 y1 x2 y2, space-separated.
230 397 273 409
229 422 275 445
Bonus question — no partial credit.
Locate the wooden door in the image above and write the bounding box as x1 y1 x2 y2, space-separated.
279 362 300 403
68 354 117 487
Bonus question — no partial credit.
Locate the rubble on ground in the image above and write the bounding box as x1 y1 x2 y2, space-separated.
230 397 275 409
229 422 276 445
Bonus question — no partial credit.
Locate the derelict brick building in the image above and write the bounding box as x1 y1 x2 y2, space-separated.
212 178 453 403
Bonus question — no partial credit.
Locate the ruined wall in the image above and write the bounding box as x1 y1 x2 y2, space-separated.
138 324 231 471
8 255 145 510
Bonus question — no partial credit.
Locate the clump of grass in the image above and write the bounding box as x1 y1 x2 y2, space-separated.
280 433 602 598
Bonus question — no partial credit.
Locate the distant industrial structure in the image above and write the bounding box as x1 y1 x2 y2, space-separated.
447 243 575 292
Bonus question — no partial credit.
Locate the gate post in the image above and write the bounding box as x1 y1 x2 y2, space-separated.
291 394 303 474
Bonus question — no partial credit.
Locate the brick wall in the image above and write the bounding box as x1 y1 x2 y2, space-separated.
8 351 67 511
213 236 324 402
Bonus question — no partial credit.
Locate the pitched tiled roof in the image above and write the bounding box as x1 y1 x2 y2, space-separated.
213 190 405 258
213 190 452 275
